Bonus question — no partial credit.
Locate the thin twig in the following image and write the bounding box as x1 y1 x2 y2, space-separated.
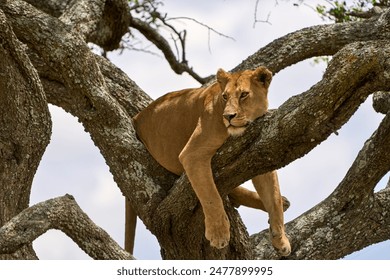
253 0 273 27
129 15 208 84
166 16 235 41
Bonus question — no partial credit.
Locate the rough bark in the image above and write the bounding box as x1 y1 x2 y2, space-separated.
252 111 390 259
0 195 133 260
373 91 390 114
0 8 51 259
0 0 389 260
234 8 390 74
24 0 130 51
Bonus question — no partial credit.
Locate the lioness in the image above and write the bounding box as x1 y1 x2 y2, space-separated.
133 66 291 256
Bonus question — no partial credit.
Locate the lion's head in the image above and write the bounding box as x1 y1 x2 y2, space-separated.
217 66 272 136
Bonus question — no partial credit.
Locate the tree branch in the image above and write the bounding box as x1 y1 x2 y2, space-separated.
0 195 134 260
166 16 235 42
24 0 130 51
214 40 390 196
129 15 211 84
59 0 105 40
234 8 390 73
251 112 390 259
347 6 384 19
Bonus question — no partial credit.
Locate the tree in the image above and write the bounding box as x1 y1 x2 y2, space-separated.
0 0 389 260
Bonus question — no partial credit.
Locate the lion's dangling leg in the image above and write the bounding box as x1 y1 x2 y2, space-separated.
252 171 291 256
178 117 231 249
229 186 290 212
229 186 267 210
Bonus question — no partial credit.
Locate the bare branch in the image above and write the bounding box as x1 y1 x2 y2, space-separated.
165 16 235 55
234 8 390 73
253 0 272 27
0 195 134 260
127 0 232 82
347 6 384 19
129 15 210 84
166 16 235 42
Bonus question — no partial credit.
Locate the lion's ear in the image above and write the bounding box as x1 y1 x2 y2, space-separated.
253 66 272 88
216 68 230 89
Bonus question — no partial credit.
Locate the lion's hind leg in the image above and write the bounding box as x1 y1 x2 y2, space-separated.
229 186 290 212
252 171 291 256
229 186 266 210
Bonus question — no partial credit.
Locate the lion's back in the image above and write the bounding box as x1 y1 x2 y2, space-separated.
133 87 207 175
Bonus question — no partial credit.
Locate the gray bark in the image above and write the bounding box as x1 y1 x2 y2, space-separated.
0 195 133 259
0 7 51 259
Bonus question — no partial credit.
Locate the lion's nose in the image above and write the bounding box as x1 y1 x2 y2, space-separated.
223 113 237 122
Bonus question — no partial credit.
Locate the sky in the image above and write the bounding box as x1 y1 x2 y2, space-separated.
29 0 389 259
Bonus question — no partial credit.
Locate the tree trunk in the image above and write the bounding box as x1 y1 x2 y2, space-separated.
0 9 51 259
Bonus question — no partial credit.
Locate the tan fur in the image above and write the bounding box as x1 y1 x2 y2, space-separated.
133 66 291 256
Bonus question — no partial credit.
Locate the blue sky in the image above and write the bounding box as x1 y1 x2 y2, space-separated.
30 0 389 259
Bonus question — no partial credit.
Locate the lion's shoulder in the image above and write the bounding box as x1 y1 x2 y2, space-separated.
132 82 223 175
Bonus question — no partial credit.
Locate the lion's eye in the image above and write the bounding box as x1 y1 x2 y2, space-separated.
240 92 249 99
222 93 228 101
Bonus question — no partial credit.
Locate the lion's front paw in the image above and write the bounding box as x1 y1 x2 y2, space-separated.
270 229 291 256
275 239 291 256
205 214 230 249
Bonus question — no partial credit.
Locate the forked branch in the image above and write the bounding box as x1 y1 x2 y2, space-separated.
129 15 211 84
251 112 390 259
0 195 134 260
